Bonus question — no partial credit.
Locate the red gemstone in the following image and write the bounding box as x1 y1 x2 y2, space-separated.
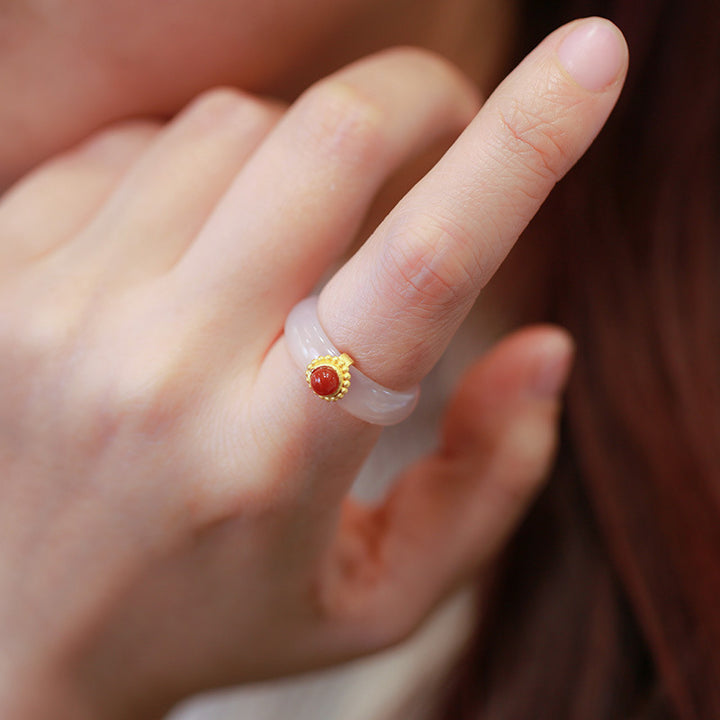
310 366 340 397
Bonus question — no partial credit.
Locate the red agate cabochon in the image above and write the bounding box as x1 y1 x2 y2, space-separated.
309 365 341 397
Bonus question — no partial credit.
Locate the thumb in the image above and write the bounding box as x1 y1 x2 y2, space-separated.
316 325 574 657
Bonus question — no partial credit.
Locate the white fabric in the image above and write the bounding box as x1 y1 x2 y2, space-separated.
168 587 477 720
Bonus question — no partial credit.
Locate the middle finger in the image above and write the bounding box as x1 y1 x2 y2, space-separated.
174 48 481 333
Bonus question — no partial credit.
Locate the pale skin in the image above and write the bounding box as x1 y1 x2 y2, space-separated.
0 2 628 718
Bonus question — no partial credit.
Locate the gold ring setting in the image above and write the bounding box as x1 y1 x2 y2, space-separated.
306 353 354 401
284 296 420 425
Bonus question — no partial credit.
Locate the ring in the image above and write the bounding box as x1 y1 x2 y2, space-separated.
284 297 420 426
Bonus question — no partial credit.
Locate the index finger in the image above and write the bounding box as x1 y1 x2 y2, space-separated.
319 17 628 388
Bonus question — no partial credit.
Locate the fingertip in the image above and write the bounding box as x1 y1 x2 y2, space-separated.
487 328 573 492
439 325 573 454
524 326 575 399
451 324 575 403
556 17 629 92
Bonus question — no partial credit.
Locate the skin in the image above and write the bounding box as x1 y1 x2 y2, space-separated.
0 0 515 188
0 3 628 719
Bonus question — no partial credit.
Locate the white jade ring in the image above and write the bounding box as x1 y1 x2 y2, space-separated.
284 297 420 426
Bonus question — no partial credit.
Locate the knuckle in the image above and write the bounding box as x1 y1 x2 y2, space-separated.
0 288 79 373
22 312 75 366
187 86 251 117
380 211 481 315
296 78 386 165
49 356 191 477
187 412 300 527
494 89 574 183
76 119 161 161
0 284 88 431
95 351 193 442
181 86 279 135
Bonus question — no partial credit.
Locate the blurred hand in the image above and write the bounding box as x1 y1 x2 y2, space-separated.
0 19 626 719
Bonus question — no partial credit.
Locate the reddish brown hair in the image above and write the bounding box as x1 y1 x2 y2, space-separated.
436 0 720 717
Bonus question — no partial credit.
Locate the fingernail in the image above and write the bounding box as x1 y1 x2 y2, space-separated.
529 331 575 398
557 18 627 92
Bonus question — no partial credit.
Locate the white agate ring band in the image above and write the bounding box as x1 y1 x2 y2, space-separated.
284 296 420 426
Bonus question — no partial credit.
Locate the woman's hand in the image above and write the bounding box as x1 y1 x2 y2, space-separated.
0 19 627 719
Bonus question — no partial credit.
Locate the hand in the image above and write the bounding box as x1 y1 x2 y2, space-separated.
0 18 627 719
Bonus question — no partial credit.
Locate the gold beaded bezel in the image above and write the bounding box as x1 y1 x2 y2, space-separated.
306 353 354 401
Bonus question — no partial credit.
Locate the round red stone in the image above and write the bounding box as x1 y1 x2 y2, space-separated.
310 366 340 397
